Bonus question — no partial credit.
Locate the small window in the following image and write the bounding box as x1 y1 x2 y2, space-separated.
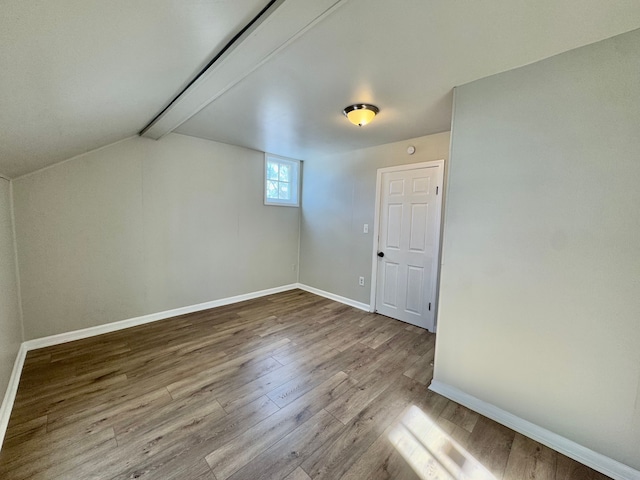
264 154 300 207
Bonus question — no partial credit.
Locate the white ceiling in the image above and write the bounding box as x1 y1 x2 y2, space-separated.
2 0 640 178
0 0 268 178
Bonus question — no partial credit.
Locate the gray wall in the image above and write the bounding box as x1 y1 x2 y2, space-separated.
299 132 450 305
435 29 640 469
0 179 22 400
13 134 300 340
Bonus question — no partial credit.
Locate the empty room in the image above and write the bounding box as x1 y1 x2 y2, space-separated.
1 1 639 479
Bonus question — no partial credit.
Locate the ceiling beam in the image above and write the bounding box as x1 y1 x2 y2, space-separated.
140 0 348 140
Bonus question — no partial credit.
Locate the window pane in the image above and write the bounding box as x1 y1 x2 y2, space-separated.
267 180 279 199
267 162 279 180
279 181 290 200
265 155 300 206
279 164 290 182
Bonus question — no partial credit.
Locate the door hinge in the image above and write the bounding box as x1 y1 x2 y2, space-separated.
436 186 439 195
428 302 431 311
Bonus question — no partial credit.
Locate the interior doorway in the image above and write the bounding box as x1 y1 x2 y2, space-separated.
370 161 444 331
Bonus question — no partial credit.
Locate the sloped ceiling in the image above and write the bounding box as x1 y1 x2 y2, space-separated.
2 0 640 178
0 0 268 178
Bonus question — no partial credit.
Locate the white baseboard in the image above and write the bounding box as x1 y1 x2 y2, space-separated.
0 343 27 449
0 283 299 451
23 284 298 351
1 283 364 451
296 283 370 312
428 380 640 480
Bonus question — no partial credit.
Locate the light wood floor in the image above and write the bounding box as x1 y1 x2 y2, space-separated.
0 290 611 480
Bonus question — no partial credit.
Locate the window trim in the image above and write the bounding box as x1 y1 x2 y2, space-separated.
264 153 301 207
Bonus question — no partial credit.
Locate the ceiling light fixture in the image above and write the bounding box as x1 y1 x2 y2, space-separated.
343 104 379 127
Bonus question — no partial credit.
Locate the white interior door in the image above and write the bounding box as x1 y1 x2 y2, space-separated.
373 162 443 331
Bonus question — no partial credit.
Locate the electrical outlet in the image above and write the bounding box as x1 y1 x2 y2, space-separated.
358 276 365 286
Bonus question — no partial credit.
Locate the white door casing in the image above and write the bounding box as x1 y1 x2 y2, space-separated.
370 161 444 331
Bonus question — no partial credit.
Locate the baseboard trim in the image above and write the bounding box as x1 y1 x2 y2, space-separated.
428 380 640 480
0 282 367 451
23 284 298 351
296 283 370 312
0 343 27 449
0 283 299 451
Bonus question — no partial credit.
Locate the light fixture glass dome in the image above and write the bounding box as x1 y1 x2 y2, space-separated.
343 104 379 127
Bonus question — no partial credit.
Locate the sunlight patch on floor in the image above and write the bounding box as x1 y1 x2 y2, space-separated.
388 405 496 480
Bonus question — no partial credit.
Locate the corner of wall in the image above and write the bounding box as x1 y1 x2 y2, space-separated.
296 185 302 285
0 343 27 450
8 180 25 343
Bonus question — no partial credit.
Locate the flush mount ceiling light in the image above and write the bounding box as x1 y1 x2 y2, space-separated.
343 104 379 127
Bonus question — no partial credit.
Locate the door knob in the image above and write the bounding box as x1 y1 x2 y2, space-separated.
377 252 384 258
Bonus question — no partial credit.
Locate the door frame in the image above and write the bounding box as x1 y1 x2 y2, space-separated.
369 160 445 331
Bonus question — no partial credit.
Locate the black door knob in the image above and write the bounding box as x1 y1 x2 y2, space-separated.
377 252 384 258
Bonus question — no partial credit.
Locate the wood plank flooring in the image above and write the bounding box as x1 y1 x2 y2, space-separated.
0 290 611 480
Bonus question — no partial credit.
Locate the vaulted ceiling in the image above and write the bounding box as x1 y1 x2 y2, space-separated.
2 0 640 178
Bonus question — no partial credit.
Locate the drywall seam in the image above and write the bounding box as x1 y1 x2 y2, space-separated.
429 380 640 480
